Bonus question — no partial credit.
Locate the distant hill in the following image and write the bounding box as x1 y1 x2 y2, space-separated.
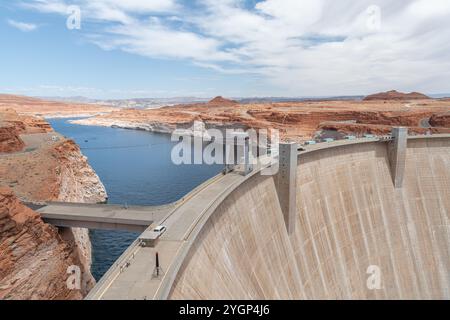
363 90 430 101
207 96 238 106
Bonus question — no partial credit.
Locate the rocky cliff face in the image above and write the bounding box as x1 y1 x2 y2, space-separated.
0 108 52 134
0 124 24 153
53 140 107 204
0 108 53 153
0 187 86 300
53 140 107 295
0 111 107 300
430 112 450 127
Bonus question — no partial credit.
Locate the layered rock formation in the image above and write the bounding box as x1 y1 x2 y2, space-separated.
0 111 107 300
0 124 24 153
363 90 430 101
0 187 85 299
0 108 54 153
0 108 52 134
53 140 107 204
430 112 450 127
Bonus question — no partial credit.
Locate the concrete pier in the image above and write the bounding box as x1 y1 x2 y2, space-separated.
388 127 408 188
276 142 298 234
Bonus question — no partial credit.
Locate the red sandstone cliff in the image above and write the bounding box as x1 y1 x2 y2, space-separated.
0 110 106 300
430 112 450 127
0 125 24 153
0 187 87 300
0 109 52 153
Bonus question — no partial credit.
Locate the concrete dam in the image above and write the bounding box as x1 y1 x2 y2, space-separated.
168 134 450 300
38 132 450 299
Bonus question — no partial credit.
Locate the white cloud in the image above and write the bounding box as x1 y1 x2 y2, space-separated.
20 0 450 95
7 19 38 32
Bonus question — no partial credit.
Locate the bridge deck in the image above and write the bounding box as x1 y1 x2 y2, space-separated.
37 203 172 232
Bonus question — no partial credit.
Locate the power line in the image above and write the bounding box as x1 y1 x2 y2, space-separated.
80 142 168 151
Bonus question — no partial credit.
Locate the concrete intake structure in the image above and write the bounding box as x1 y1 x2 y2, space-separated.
86 133 450 300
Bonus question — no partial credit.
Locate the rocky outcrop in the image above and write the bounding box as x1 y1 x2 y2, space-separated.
53 140 107 204
0 108 52 134
0 124 24 153
430 112 450 127
0 187 87 300
363 90 430 101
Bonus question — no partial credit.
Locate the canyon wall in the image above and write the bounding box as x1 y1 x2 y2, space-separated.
0 125 24 153
54 140 107 297
0 110 107 299
0 187 85 299
169 138 450 299
430 112 450 128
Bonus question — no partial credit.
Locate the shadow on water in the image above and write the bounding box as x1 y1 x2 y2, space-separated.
48 118 222 280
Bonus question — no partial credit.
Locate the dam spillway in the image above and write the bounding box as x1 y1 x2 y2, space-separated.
88 134 450 300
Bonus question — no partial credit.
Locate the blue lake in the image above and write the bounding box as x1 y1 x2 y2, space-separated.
48 118 222 280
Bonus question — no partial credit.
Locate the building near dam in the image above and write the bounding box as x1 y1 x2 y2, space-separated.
39 130 450 300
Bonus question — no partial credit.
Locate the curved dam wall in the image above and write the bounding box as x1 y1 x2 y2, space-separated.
169 137 450 299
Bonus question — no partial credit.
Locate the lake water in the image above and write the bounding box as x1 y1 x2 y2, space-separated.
48 118 222 280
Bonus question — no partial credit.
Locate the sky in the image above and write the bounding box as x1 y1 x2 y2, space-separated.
1 0 450 99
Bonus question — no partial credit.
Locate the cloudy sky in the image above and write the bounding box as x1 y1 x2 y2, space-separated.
1 0 450 98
